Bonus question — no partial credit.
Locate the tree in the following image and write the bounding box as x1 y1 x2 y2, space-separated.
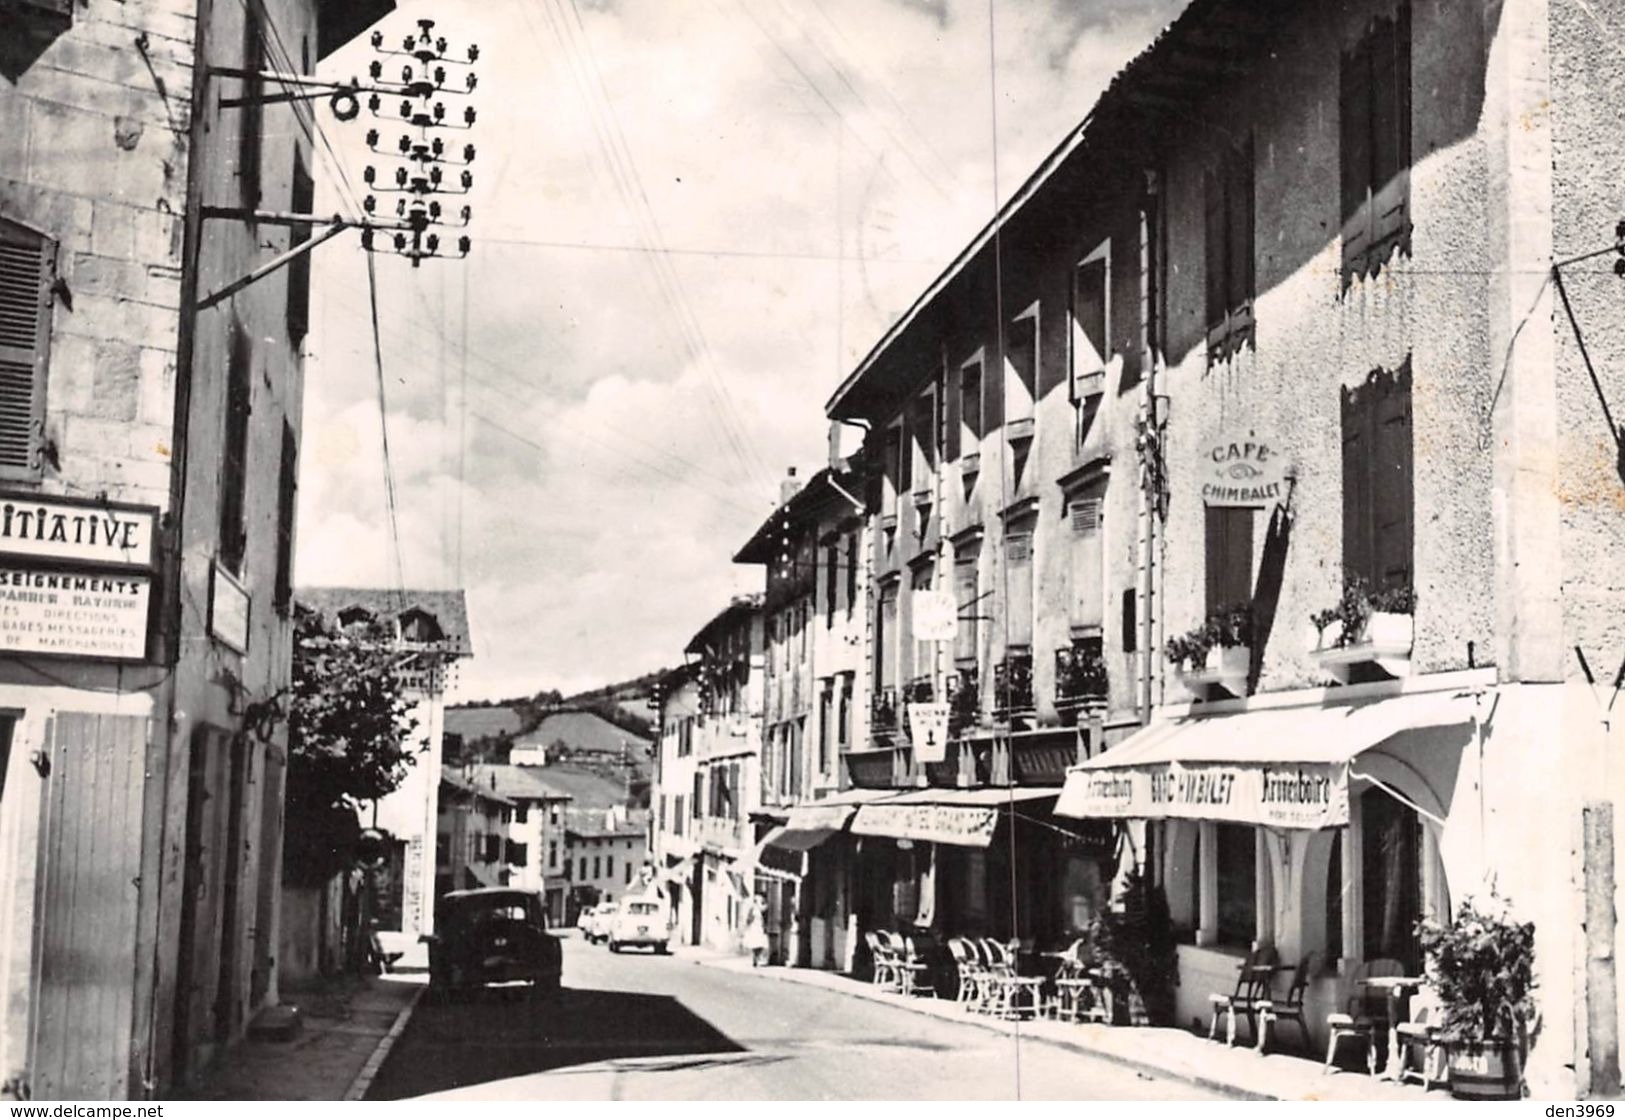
283 604 422 885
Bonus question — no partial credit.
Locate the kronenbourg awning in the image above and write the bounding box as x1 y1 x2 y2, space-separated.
849 787 1061 848
1053 688 1478 830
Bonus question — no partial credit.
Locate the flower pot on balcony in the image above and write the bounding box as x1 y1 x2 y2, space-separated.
1173 645 1250 700
1310 611 1414 685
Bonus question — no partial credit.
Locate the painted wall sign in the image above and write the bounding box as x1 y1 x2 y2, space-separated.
851 801 1001 848
210 562 250 654
0 493 158 569
0 566 151 660
1058 760 1348 830
1199 434 1290 507
907 701 951 763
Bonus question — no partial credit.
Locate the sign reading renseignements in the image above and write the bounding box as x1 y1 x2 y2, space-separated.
0 567 152 660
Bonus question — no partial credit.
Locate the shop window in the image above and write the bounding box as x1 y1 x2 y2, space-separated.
1215 823 1257 948
219 319 253 575
1204 136 1255 363
1070 242 1109 443
1341 360 1413 593
1004 306 1039 434
1340 3 1412 287
1204 506 1254 615
1361 788 1422 972
0 217 54 481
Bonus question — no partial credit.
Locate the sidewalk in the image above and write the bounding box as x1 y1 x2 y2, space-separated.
177 974 423 1101
678 946 1451 1103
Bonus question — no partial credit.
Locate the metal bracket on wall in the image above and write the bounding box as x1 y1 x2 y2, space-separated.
193 207 413 310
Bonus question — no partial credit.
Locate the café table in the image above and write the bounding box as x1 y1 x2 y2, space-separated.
1360 975 1426 1080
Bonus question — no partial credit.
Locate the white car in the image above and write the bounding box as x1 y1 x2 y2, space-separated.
582 901 617 943
607 898 669 954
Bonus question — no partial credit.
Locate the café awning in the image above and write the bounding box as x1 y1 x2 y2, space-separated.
1054 687 1478 829
850 787 1060 848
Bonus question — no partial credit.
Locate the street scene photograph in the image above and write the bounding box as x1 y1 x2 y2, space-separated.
0 0 1622 1106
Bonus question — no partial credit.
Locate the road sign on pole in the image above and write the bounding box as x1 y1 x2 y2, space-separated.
908 702 952 763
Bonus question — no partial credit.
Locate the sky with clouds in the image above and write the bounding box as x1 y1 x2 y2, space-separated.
297 0 1184 702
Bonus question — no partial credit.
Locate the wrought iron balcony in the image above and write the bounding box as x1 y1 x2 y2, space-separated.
871 686 899 733
947 666 980 736
1055 640 1107 709
904 676 934 704
993 652 1034 717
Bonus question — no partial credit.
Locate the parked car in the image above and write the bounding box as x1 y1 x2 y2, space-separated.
575 905 597 939
586 901 618 943
607 897 669 954
425 888 561 999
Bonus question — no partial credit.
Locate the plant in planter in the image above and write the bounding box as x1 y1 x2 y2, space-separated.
1417 895 1537 1100
1166 602 1253 697
1311 575 1415 649
1163 628 1212 674
1087 866 1177 1026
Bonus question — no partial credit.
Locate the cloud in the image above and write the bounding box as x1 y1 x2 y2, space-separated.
298 0 1184 701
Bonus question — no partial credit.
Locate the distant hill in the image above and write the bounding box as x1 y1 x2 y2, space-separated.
445 669 669 764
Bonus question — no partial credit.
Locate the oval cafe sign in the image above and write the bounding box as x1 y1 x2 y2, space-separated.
1200 431 1290 508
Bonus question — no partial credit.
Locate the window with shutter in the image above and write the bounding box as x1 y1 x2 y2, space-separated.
1204 140 1256 363
0 219 51 480
1071 249 1109 394
219 321 253 574
1204 507 1255 613
1340 4 1411 287
877 580 898 690
910 564 933 682
1005 532 1033 648
1005 306 1038 427
1069 496 1104 630
959 357 983 453
954 555 979 666
1122 588 1138 653
274 422 297 614
1342 359 1413 592
287 150 314 345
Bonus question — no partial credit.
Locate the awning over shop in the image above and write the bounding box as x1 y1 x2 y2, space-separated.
1055 687 1478 829
784 788 898 832
761 825 838 852
850 787 1061 848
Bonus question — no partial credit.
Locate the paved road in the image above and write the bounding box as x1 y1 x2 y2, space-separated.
367 935 1225 1100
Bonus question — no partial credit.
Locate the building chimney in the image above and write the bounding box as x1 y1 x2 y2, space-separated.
780 466 802 506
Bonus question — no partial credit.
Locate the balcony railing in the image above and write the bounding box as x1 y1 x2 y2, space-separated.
904 676 934 704
1055 641 1107 709
947 666 980 736
993 652 1034 717
871 686 899 734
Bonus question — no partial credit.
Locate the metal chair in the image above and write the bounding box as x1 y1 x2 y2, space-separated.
1396 983 1448 1090
1256 953 1317 1054
1324 958 1402 1075
1208 945 1279 1046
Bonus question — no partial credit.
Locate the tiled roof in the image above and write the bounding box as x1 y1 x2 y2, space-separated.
469 764 573 803
297 587 473 657
440 769 510 805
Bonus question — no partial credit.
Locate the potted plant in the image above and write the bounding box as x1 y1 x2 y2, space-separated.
1310 576 1415 682
1417 895 1537 1100
1166 602 1252 698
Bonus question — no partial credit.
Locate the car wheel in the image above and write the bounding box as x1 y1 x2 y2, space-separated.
657 942 669 955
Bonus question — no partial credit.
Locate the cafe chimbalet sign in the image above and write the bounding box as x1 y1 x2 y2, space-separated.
0 493 158 661
1200 433 1289 508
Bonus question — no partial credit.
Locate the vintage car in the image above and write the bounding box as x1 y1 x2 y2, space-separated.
583 901 617 944
425 888 562 999
606 897 669 954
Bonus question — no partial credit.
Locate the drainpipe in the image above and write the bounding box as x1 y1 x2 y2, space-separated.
1136 168 1162 729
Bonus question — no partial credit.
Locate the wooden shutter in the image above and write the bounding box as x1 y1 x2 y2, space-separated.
1372 362 1414 590
1070 497 1104 629
1225 140 1255 324
954 556 978 664
1121 587 1138 653
1203 167 1227 336
1072 257 1109 393
1341 380 1376 584
878 581 898 689
274 421 297 614
1369 5 1412 262
1205 507 1254 613
1006 533 1033 647
287 150 314 344
1339 36 1374 281
219 320 253 574
0 221 50 479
